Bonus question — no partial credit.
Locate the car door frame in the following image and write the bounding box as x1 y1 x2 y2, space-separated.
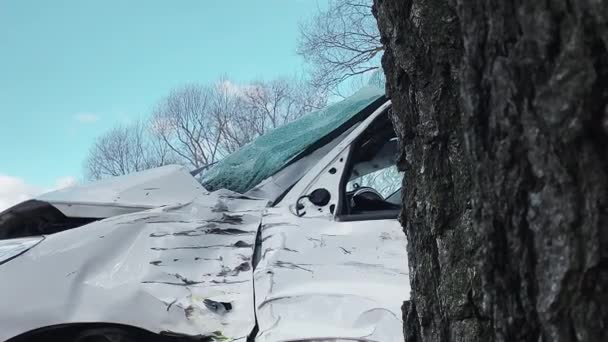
278 100 394 219
252 99 410 341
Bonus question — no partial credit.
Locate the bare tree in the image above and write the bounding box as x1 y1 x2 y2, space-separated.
298 0 382 94
86 77 328 179
208 78 254 155
85 119 177 180
216 77 327 153
152 84 224 169
240 78 327 131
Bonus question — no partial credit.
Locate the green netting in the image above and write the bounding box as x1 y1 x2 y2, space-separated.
200 87 385 193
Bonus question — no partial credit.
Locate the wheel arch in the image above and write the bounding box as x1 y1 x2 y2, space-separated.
5 323 206 342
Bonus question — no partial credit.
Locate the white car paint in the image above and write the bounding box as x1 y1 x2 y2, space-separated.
252 100 408 341
0 100 409 342
37 165 205 218
0 190 268 341
254 206 408 341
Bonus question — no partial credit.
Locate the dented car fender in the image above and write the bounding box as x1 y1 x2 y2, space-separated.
0 190 268 341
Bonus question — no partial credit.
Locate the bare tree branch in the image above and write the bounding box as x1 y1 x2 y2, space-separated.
84 119 178 180
85 76 327 180
215 77 327 154
297 0 382 94
151 84 223 168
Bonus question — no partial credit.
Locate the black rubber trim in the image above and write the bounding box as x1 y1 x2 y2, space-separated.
335 210 400 222
0 200 99 240
6 323 202 342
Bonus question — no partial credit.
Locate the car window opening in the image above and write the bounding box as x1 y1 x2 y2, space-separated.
340 111 402 219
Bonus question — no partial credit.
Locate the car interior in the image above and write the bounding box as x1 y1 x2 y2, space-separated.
340 112 402 219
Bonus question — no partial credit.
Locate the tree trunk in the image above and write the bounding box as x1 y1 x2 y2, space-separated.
373 0 608 341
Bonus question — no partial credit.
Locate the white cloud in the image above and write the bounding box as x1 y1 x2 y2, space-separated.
0 175 39 212
0 175 78 212
74 112 100 123
216 79 262 98
216 79 243 96
52 176 78 190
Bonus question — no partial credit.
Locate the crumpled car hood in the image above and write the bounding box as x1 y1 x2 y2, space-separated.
36 165 204 218
1 168 409 341
0 189 269 341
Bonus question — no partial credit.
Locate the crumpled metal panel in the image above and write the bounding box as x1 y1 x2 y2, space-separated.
254 207 410 341
0 189 268 342
36 165 204 218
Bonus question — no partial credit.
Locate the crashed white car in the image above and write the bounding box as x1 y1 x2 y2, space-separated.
0 87 410 342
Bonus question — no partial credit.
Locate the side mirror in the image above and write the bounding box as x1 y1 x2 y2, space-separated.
308 188 331 206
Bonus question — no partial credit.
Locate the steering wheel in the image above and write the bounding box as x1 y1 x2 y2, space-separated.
346 186 384 211
347 185 401 213
351 186 384 202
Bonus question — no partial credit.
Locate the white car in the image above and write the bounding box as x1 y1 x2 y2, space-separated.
0 87 410 342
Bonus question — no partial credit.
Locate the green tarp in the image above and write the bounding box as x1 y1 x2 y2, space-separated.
201 86 385 193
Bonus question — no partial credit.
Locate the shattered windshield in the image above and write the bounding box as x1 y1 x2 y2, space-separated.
201 87 385 193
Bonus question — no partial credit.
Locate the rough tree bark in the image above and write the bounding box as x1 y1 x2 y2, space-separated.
373 0 607 341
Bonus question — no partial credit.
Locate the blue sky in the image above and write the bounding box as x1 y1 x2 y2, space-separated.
0 0 323 208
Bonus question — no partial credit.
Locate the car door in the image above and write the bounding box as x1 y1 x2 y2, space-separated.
253 103 410 342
